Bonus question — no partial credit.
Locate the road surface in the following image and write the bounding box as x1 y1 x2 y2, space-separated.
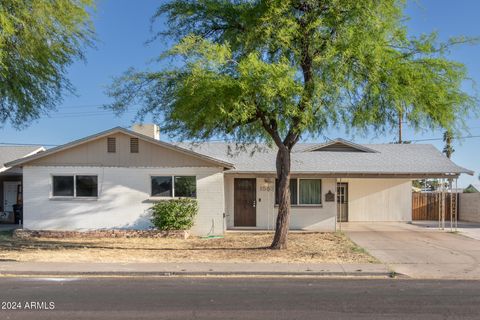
0 277 479 319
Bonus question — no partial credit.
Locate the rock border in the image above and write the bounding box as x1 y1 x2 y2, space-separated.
13 229 189 239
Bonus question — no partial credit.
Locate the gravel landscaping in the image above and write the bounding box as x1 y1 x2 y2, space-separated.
0 231 377 264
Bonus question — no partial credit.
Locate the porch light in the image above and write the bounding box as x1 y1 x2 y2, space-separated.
264 178 274 184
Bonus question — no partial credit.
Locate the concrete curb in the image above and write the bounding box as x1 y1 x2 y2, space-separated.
0 262 401 278
0 270 400 278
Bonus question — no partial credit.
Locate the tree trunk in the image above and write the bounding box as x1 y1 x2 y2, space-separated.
398 112 403 144
270 146 291 249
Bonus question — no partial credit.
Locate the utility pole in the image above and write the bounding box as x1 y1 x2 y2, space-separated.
398 112 402 144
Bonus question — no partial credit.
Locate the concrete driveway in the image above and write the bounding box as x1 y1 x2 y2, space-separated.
343 222 480 279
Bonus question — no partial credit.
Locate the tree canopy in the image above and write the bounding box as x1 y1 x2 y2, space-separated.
107 0 477 248
0 0 94 127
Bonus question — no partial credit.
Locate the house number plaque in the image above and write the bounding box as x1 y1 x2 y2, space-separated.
325 191 335 202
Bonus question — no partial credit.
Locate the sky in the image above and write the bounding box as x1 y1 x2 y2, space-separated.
0 0 479 187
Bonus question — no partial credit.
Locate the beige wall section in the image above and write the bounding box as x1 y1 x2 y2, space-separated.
28 132 216 168
459 193 480 223
224 174 336 231
345 179 412 221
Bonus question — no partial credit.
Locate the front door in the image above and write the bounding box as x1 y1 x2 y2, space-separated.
337 183 348 222
3 181 21 213
234 178 256 227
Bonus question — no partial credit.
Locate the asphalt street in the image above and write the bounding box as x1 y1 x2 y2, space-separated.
0 277 479 319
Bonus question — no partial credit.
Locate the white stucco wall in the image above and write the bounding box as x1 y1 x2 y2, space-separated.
23 166 225 236
224 175 337 231
345 179 412 221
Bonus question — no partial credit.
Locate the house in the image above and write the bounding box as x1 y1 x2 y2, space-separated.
5 124 472 235
464 184 480 193
0 145 45 224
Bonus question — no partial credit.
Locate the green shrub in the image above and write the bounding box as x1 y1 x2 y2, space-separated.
150 199 198 230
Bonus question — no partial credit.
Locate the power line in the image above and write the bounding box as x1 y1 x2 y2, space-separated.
409 135 480 142
0 142 58 147
47 112 138 119
2 134 480 148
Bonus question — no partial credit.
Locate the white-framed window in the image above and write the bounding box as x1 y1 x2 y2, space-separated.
275 178 322 206
51 175 98 198
151 176 197 198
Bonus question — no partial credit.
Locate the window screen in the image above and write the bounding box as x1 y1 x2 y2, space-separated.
151 176 172 197
52 176 74 197
76 175 98 197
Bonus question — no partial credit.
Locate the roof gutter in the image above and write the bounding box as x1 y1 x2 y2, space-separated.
223 171 467 178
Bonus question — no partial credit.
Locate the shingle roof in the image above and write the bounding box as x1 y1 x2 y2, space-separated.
3 129 471 178
0 146 45 173
177 140 472 177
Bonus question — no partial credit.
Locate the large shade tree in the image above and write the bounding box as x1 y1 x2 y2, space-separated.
0 0 94 127
107 0 476 249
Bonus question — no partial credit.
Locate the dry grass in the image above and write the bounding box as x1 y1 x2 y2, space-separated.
0 231 377 264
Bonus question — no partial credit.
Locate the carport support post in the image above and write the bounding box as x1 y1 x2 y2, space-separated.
442 178 446 230
449 178 453 232
438 178 446 230
438 179 441 229
455 178 458 231
442 178 445 230
339 178 342 232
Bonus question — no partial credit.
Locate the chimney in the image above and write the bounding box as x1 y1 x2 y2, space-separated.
131 123 160 140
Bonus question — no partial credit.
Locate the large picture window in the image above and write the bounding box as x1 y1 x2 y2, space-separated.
151 176 197 198
52 175 98 198
299 179 322 205
275 178 322 206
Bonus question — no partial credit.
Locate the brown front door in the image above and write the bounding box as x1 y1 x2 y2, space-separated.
234 178 256 227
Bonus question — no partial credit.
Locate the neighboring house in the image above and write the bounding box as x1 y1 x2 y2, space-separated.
464 184 480 193
0 145 45 223
5 125 472 235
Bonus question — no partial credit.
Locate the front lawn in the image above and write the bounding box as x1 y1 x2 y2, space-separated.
0 231 377 264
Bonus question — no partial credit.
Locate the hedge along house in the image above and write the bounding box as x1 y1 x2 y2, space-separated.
5 125 472 235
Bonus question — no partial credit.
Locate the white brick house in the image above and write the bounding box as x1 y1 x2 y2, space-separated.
5 125 472 236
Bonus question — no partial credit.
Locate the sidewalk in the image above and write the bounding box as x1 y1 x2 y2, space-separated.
0 261 393 277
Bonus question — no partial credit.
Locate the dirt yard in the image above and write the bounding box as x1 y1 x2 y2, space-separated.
0 231 377 263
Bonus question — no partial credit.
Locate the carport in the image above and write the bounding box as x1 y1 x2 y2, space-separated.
335 172 469 233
